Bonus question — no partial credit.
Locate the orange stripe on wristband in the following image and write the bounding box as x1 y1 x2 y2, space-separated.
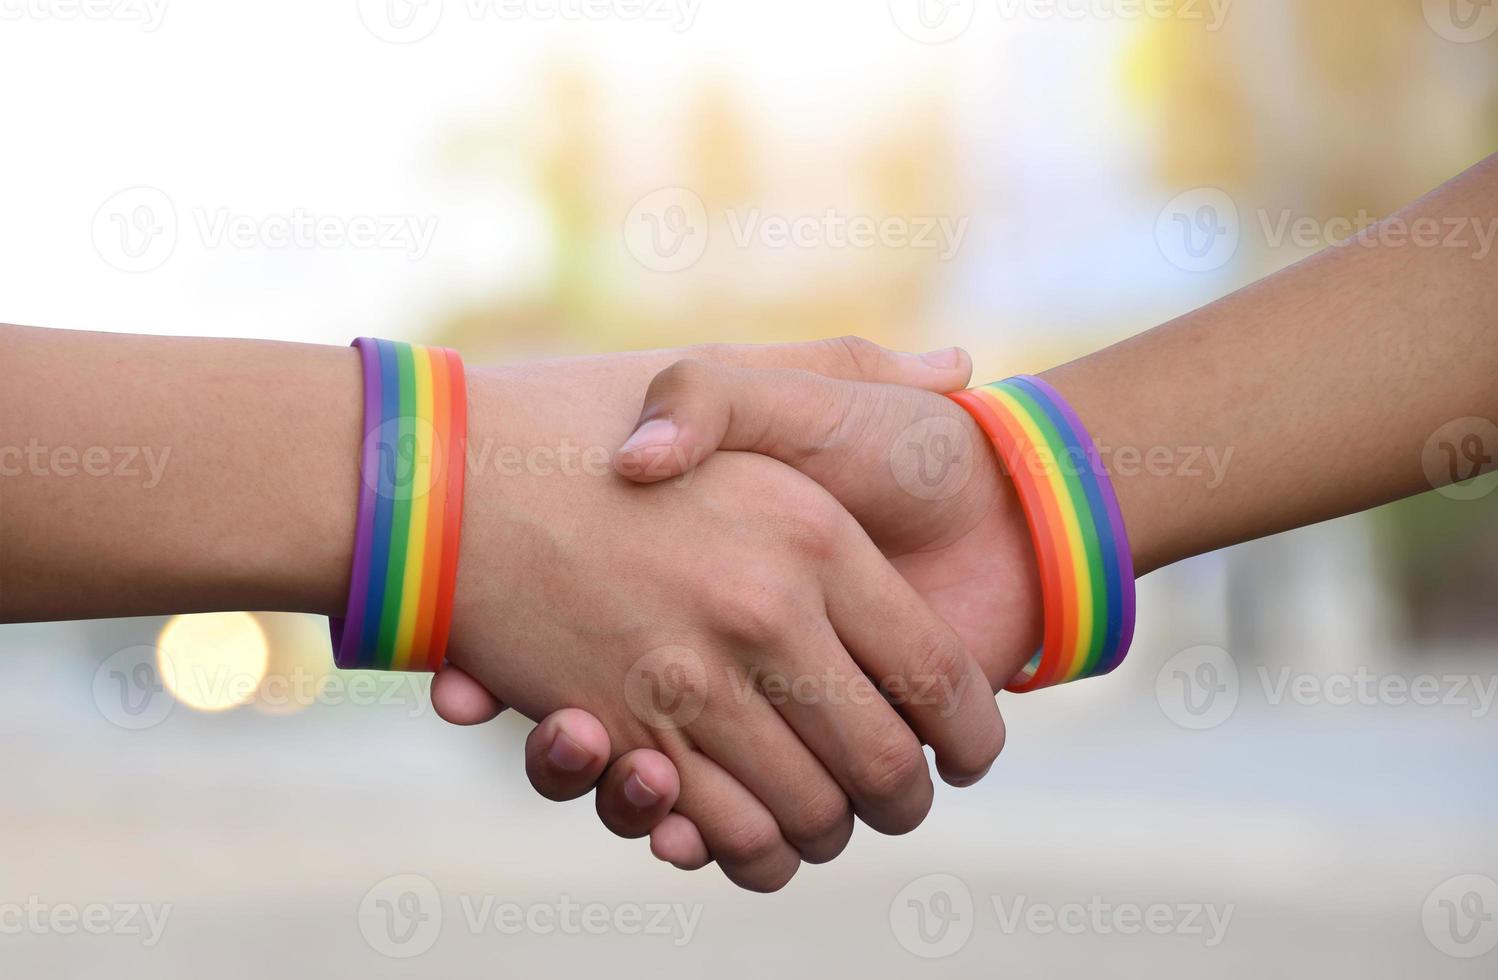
950 377 1136 692
424 347 468 672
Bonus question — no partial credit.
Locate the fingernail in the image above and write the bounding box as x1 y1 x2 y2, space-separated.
619 418 678 455
624 772 661 808
547 731 593 772
920 347 963 369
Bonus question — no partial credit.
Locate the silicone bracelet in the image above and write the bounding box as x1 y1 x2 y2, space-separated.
329 338 468 671
949 376 1135 692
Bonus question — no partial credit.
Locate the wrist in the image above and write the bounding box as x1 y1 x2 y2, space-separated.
1037 362 1178 577
233 341 363 618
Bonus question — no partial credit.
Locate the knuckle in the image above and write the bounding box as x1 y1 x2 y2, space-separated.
713 588 787 644
908 626 969 703
789 786 852 845
717 816 784 866
787 506 841 561
787 372 863 467
759 488 843 560
823 335 887 380
850 729 926 805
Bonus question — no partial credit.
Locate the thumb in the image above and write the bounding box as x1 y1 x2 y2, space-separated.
614 359 855 484
612 358 973 508
615 337 971 484
612 359 993 565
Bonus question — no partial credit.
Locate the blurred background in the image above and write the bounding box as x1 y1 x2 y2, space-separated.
2 0 1497 976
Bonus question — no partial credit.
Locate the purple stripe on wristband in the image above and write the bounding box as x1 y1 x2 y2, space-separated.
328 338 384 668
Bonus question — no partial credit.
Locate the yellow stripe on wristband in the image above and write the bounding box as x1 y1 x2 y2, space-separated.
983 385 1096 678
392 345 435 670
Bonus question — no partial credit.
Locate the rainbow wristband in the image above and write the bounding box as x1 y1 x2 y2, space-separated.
949 377 1135 692
329 338 468 672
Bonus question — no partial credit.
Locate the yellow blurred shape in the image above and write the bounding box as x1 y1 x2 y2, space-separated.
157 612 269 713
251 613 335 716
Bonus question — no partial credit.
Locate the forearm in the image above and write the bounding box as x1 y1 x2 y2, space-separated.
1045 153 1498 575
0 324 359 622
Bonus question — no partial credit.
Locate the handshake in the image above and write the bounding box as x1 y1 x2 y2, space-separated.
8 154 1492 900
422 336 1059 893
322 158 1498 892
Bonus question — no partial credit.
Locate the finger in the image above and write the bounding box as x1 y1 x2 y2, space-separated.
824 528 1006 788
431 664 506 725
650 813 711 870
756 619 936 836
615 361 964 495
594 748 681 839
613 363 994 567
523 708 612 802
668 750 802 893
686 685 854 864
613 360 853 482
699 335 972 392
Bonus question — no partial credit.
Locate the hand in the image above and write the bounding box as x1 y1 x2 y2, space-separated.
431 340 1006 891
614 360 1042 687
570 359 1044 867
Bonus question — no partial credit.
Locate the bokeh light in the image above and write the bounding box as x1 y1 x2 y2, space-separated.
156 612 270 713
250 612 336 717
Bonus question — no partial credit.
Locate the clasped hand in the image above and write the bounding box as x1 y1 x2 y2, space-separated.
426 337 1042 892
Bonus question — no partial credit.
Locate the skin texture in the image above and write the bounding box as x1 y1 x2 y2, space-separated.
488 150 1498 870
0 328 1001 893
